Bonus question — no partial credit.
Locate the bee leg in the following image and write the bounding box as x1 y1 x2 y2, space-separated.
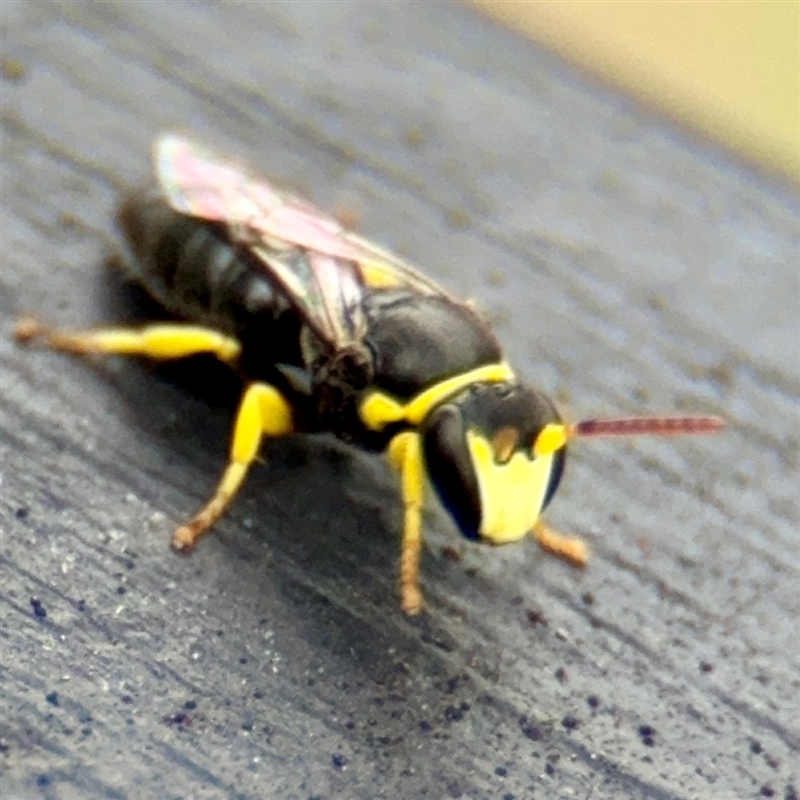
14 317 241 364
532 520 589 567
388 432 426 615
172 382 293 552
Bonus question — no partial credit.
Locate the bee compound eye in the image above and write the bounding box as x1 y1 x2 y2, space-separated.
422 405 482 541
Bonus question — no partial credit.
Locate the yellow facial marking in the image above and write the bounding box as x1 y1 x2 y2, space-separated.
467 431 554 544
534 423 569 458
359 362 515 431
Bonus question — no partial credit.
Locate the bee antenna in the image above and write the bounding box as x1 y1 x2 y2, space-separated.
572 416 725 439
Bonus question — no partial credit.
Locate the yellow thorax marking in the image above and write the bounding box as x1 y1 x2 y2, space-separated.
359 362 515 431
467 431 555 544
359 260 403 289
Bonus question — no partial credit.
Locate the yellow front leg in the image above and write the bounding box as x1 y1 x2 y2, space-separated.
15 317 241 363
388 431 426 615
172 383 294 552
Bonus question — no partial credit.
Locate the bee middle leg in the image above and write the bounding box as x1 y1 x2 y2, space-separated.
172 382 294 552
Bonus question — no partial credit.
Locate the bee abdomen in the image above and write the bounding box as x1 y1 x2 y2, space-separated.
116 188 281 333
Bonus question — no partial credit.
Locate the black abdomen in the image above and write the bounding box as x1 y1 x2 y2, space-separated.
117 189 287 335
116 190 303 374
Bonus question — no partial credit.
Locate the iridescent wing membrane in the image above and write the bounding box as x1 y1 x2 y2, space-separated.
156 135 454 352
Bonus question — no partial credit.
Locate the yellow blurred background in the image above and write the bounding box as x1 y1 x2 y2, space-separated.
471 1 799 186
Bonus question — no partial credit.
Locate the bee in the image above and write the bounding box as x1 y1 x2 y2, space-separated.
16 135 724 614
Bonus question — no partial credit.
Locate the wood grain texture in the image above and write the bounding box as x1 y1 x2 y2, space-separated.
1 2 798 799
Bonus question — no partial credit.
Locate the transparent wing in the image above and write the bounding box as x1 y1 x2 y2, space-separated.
155 134 455 350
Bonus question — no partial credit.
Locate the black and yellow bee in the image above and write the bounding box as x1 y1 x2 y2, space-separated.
16 135 723 614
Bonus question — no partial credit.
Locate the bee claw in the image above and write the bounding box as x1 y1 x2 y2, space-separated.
14 316 45 343
171 526 198 554
532 521 590 567
401 587 425 616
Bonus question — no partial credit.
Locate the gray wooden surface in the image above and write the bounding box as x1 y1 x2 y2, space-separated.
1 2 798 799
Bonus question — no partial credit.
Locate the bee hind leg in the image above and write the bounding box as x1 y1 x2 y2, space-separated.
14 317 294 552
14 317 241 364
172 382 294 552
532 520 589 567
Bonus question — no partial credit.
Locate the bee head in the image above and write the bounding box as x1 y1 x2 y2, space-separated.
421 377 724 545
422 382 566 544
